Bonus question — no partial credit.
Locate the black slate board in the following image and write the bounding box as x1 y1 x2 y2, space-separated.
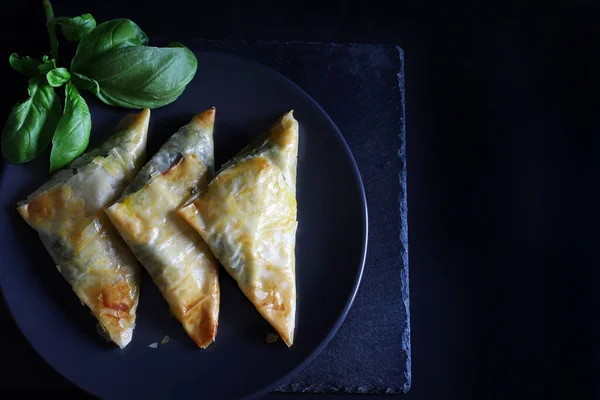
0 40 410 395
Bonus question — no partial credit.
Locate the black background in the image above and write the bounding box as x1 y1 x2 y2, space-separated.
1 1 599 399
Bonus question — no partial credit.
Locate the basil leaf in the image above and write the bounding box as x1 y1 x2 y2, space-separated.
38 56 58 74
71 19 148 73
71 72 100 94
46 67 71 87
1 76 61 163
9 53 42 77
49 83 91 172
84 44 197 109
54 14 96 41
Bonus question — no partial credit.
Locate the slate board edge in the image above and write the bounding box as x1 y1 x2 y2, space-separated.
239 42 410 395
397 45 412 394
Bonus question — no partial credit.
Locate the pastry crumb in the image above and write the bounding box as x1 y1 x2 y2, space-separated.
265 333 279 344
148 342 158 348
161 335 170 344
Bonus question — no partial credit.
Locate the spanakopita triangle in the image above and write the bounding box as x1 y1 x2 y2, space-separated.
106 109 220 348
17 109 150 348
178 110 298 346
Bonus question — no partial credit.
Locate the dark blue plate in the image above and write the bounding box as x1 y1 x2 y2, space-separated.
0 51 367 399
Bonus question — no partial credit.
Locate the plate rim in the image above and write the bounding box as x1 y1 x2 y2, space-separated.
0 49 369 399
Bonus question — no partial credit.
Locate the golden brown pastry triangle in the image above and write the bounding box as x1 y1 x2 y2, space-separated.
17 109 150 348
106 109 220 348
178 110 298 346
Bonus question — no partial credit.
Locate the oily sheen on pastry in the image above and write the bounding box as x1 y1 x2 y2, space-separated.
17 109 150 348
105 109 220 348
178 110 298 346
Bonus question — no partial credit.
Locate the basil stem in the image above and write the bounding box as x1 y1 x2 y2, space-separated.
42 0 59 64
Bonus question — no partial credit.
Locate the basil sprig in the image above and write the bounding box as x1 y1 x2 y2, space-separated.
1 0 198 172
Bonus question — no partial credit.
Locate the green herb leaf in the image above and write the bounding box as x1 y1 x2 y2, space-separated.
82 44 197 109
1 76 61 163
38 56 58 74
71 19 148 73
49 82 91 172
71 72 100 94
54 14 96 41
46 67 71 87
9 53 42 77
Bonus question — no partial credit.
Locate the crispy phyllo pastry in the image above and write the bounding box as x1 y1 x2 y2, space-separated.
178 111 298 346
17 109 150 348
105 109 220 348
